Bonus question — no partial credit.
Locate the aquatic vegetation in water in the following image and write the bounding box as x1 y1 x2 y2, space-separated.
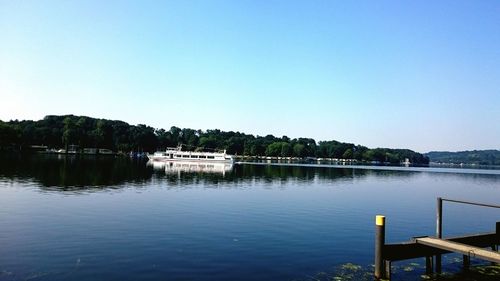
427 264 500 281
402 262 423 272
298 263 374 281
340 263 362 271
301 261 500 281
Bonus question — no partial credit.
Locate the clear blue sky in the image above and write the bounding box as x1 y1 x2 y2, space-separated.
1 1 499 152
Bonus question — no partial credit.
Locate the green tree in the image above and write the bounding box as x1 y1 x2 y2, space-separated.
62 116 78 149
179 128 199 148
280 142 291 157
199 136 217 149
265 142 283 157
0 122 20 147
342 148 353 159
94 120 113 148
129 125 157 152
293 143 305 157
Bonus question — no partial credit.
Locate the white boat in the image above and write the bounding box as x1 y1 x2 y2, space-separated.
147 146 234 163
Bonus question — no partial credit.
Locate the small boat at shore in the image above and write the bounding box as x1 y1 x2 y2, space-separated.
147 146 234 163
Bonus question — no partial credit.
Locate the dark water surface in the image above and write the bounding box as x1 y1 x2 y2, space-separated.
0 155 499 281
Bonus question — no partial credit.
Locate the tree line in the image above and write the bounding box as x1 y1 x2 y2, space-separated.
425 150 499 166
0 115 429 164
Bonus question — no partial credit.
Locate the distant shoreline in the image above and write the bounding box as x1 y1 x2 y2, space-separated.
0 114 430 165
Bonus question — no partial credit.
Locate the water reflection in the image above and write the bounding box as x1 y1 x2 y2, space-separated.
0 154 153 191
0 155 499 192
148 160 234 176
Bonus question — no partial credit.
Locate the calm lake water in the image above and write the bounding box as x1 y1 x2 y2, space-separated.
0 155 499 281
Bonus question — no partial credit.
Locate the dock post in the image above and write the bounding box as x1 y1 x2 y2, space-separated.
385 260 392 279
463 255 470 271
492 222 500 266
425 256 433 275
496 222 499 244
375 215 386 279
436 197 443 273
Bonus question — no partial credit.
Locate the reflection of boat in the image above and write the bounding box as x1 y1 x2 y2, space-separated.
148 160 234 175
147 146 234 163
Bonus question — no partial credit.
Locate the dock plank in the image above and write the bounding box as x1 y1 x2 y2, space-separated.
415 237 500 263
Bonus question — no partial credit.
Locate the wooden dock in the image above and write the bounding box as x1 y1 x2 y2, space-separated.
415 237 500 264
375 198 500 280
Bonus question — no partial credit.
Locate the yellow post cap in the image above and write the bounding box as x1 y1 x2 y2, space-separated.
376 215 385 226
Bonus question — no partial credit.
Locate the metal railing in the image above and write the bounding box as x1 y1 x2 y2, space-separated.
435 197 500 272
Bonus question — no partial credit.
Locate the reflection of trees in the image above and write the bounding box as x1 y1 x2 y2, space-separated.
151 163 420 187
1 155 498 193
0 154 153 191
137 163 500 187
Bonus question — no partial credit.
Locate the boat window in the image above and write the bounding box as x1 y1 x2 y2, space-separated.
199 156 207 159
207 156 215 159
191 155 198 158
182 155 189 158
